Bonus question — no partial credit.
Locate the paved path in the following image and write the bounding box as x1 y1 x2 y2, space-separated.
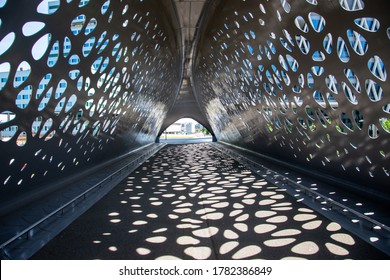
32 143 387 259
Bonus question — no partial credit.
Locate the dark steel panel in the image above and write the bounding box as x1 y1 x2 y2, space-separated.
193 0 390 193
0 0 182 212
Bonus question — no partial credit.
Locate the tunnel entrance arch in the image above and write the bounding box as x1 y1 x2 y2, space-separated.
157 117 215 143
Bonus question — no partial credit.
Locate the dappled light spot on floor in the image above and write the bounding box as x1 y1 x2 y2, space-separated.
184 247 212 260
177 236 201 246
255 210 277 218
327 222 342 232
294 214 317 222
266 215 288 223
232 245 262 260
136 248 151 256
302 220 323 230
156 255 181 260
259 199 277 206
145 236 167 244
331 234 356 246
223 229 239 240
108 246 118 252
272 229 301 237
325 243 350 256
291 241 320 255
254 224 278 234
264 238 297 247
219 241 240 255
192 227 219 238
233 223 249 232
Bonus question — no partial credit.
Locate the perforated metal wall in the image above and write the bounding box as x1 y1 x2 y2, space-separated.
0 0 182 210
193 0 390 193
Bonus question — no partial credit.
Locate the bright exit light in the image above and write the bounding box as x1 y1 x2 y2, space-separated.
161 118 211 141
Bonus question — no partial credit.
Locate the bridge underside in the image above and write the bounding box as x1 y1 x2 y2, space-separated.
0 0 389 258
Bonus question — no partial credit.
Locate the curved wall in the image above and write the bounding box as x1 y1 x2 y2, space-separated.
0 0 182 212
193 0 390 193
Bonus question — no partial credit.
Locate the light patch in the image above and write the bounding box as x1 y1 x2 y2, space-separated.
156 255 182 260
219 241 240 254
201 212 224 220
108 212 120 216
145 236 167 244
298 208 314 213
224 229 239 239
153 228 168 233
136 247 151 255
177 224 201 229
233 203 244 209
234 223 248 232
266 215 288 223
176 236 201 245
108 246 118 252
271 229 301 237
184 246 212 260
192 227 219 238
133 220 147 225
293 214 317 222
211 202 229 208
327 222 342 232
325 242 349 256
147 213 158 218
261 191 276 196
232 245 262 259
242 199 256 205
229 210 243 217
264 238 296 247
331 233 355 245
291 241 319 255
173 207 192 213
259 199 276 205
255 210 277 218
235 213 249 222
302 220 322 230
254 224 277 234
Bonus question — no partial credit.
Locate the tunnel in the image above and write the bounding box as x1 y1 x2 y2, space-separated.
0 0 389 260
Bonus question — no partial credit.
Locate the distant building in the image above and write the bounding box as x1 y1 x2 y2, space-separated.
165 122 181 134
183 122 194 134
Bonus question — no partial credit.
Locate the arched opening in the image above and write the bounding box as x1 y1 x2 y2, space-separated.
157 118 214 144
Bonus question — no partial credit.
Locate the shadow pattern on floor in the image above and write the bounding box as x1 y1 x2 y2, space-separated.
32 144 387 259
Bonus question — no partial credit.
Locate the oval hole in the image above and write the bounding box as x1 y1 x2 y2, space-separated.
0 32 15 56
22 21 45 37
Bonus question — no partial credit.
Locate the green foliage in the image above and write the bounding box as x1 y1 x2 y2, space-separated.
196 127 210 135
381 118 390 132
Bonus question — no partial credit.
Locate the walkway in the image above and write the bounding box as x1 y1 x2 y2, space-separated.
31 144 387 259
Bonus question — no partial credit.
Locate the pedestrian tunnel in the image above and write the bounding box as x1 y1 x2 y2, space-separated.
0 0 389 259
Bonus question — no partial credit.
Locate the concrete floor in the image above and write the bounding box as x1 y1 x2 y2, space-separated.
31 143 387 259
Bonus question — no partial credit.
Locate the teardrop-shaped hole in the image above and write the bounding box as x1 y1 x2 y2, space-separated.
32 33 51 60
16 131 27 146
0 32 15 56
22 21 45 36
37 0 60 14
